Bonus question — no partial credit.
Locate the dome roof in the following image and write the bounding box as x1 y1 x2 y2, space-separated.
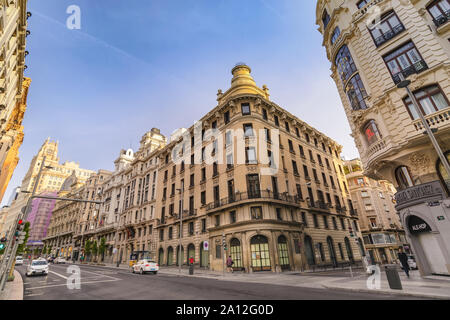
59 171 78 192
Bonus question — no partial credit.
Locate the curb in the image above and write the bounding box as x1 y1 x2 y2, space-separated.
322 284 449 300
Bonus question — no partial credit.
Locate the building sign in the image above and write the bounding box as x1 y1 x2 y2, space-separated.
408 215 432 234
203 241 209 251
395 181 444 210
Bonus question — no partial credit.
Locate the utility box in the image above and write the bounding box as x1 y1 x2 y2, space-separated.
385 265 402 290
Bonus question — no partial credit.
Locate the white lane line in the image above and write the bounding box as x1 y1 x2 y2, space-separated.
51 264 121 281
48 270 68 280
25 293 45 297
26 278 120 290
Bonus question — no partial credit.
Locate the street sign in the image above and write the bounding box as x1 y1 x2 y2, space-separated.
0 244 4 250
203 241 209 251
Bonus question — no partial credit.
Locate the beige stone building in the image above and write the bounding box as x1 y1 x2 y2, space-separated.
152 64 364 272
316 0 450 275
0 0 30 203
44 169 112 259
344 158 409 264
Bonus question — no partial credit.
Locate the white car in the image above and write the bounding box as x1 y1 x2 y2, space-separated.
26 259 49 277
54 257 66 264
131 259 159 274
15 256 24 266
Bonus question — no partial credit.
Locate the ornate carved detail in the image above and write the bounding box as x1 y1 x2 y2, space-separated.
408 152 431 175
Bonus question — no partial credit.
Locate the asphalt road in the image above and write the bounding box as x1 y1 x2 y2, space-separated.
15 263 421 300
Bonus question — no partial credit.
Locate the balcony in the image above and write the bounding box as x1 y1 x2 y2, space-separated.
373 24 405 47
349 208 358 216
336 206 347 214
412 107 450 132
206 191 301 211
392 60 428 84
432 10 450 28
308 200 331 211
365 138 387 159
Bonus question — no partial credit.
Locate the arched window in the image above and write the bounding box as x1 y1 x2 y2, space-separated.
335 45 358 83
436 150 450 196
167 246 173 265
304 235 315 266
277 235 290 270
346 74 368 110
322 10 331 29
331 27 341 45
344 237 354 263
250 235 271 271
230 238 243 268
403 85 449 120
363 120 382 145
395 166 414 190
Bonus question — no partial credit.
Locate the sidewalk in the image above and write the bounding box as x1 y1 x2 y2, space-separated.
0 270 23 300
322 269 450 300
77 262 450 299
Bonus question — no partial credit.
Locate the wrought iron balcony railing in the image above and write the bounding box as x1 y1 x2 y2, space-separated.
392 60 428 84
433 10 450 28
206 191 302 211
373 23 405 47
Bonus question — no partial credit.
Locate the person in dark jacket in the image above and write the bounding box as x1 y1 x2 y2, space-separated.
398 248 410 278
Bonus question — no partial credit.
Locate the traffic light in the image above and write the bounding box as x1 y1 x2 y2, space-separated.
349 226 354 238
15 220 26 245
0 237 6 250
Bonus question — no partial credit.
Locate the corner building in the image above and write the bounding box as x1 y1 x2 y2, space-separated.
316 0 450 275
154 65 364 272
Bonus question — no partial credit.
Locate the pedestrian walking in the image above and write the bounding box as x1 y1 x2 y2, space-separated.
398 248 410 278
226 255 234 273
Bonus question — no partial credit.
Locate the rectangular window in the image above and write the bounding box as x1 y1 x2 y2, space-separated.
274 115 279 127
246 147 257 164
243 123 254 137
302 212 307 226
201 218 206 232
241 103 251 115
276 208 282 221
288 140 294 153
201 191 206 205
230 211 236 224
370 11 405 47
224 111 230 124
251 206 263 220
285 121 290 132
262 108 268 120
427 0 450 27
292 161 299 176
383 41 427 84
215 215 220 226
216 245 222 259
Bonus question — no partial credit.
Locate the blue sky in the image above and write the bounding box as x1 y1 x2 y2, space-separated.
2 0 359 206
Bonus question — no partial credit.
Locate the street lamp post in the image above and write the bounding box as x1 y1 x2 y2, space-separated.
397 73 450 179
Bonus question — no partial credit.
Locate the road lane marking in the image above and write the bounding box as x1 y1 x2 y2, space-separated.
25 278 120 290
48 270 68 279
50 264 121 281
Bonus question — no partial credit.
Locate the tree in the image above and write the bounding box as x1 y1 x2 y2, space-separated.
92 241 98 262
99 237 106 262
84 240 92 261
42 245 47 256
17 222 31 255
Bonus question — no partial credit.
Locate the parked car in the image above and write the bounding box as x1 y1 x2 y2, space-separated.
54 257 66 264
26 259 49 277
131 259 159 274
47 256 55 263
15 256 24 266
407 255 417 270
